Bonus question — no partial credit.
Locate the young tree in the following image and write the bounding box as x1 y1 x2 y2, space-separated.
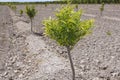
25 5 37 32
13 5 16 14
75 4 78 11
7 3 11 8
8 4 17 14
43 5 94 80
44 3 48 7
100 2 105 16
19 9 23 17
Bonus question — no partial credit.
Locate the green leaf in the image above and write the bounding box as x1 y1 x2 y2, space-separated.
43 4 94 48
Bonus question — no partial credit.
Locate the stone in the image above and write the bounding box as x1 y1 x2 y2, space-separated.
19 74 23 78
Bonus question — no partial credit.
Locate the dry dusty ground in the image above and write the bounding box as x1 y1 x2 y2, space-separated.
0 4 120 80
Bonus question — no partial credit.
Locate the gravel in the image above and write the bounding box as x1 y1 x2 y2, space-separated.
0 4 120 80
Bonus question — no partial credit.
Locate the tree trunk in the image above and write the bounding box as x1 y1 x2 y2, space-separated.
101 11 103 16
66 46 75 80
30 18 33 32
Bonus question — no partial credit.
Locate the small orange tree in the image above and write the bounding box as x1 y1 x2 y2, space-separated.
19 9 23 16
8 4 17 14
75 4 78 11
43 5 94 80
25 5 37 32
100 2 105 16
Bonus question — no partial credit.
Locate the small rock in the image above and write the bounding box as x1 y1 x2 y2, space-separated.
19 74 23 78
3 71 8 76
93 77 101 80
14 70 19 73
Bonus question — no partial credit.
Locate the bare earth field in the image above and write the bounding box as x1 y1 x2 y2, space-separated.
0 4 120 80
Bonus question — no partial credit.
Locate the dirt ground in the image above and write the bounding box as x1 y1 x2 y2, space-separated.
0 4 120 80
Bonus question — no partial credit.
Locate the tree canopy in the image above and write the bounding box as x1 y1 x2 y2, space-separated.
43 5 94 48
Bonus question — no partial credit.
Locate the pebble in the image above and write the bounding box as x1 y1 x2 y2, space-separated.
14 70 19 73
93 77 101 80
3 71 8 76
19 74 23 78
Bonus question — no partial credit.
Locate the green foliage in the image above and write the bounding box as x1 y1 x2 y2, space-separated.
62 0 120 4
25 5 37 20
44 3 48 7
8 4 17 12
100 2 104 11
75 4 78 10
7 3 12 8
1 0 120 5
100 2 104 16
19 9 23 16
25 5 37 32
43 5 94 48
12 5 16 11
